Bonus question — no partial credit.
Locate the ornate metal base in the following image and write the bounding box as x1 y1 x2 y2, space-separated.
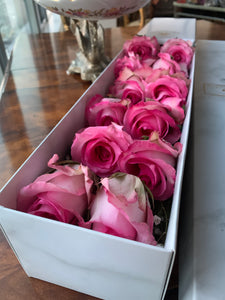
67 19 110 82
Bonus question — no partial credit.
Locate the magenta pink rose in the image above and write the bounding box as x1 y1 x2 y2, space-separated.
123 101 181 144
152 53 182 75
109 79 146 105
85 96 129 126
71 123 133 177
145 75 188 102
89 173 156 245
118 132 182 201
123 35 160 64
160 38 194 72
17 154 93 225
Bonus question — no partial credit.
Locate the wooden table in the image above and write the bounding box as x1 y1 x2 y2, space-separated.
0 20 225 300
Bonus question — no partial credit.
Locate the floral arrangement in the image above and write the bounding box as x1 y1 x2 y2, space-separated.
17 35 194 246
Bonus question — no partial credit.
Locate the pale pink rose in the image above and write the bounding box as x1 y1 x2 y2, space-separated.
86 96 129 126
114 53 143 77
17 154 93 225
118 132 182 201
145 75 188 102
160 38 194 72
123 101 181 144
71 123 133 177
89 173 156 245
109 79 146 105
152 53 182 75
116 65 153 82
123 35 160 64
145 68 170 84
160 97 185 124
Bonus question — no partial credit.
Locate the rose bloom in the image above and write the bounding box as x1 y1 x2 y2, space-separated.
89 173 156 245
17 154 93 226
123 101 181 144
160 38 194 73
145 75 188 102
123 35 160 65
71 123 133 177
118 132 182 201
114 53 143 78
85 96 129 126
152 53 182 75
109 79 146 105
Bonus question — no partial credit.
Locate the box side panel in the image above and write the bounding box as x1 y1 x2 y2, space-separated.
0 207 173 300
139 17 196 43
179 40 225 300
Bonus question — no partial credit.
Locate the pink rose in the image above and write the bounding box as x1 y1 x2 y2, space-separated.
160 97 185 124
114 53 143 77
71 123 133 177
89 173 156 245
152 53 182 75
160 38 194 72
123 101 181 144
118 132 182 201
123 35 160 64
85 96 129 126
109 79 146 105
17 154 93 225
145 75 188 102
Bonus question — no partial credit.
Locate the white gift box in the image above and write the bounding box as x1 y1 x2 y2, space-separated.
0 18 196 300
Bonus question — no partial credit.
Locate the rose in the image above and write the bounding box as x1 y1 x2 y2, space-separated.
114 53 143 77
118 132 182 201
17 154 93 226
123 35 160 65
123 101 181 144
71 123 133 177
152 53 182 75
85 96 129 126
160 97 185 124
145 75 188 102
109 79 146 105
160 38 194 73
89 172 156 245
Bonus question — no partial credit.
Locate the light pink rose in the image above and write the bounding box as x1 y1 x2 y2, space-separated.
89 173 156 245
118 132 182 201
109 79 146 105
85 96 129 126
17 154 93 225
152 53 182 75
160 38 194 72
123 35 160 64
123 101 181 144
160 97 185 124
114 53 143 77
145 75 188 102
71 123 133 177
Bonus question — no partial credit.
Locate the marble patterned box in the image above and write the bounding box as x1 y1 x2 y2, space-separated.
0 18 196 300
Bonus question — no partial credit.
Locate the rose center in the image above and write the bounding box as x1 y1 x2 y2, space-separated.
95 146 111 162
